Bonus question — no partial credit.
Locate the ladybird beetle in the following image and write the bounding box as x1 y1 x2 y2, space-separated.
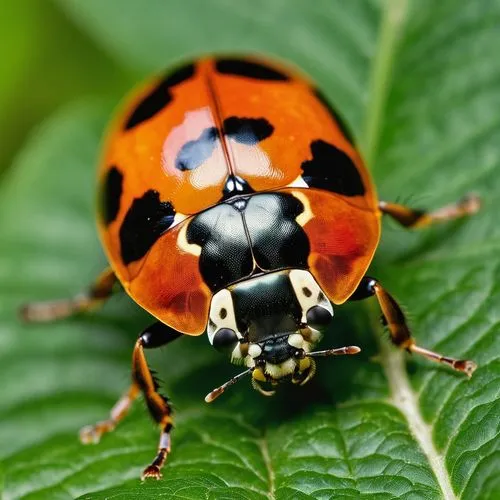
22 56 480 480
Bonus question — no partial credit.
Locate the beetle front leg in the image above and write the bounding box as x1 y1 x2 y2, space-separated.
80 321 182 480
133 323 182 480
351 277 477 376
379 194 480 229
20 267 117 322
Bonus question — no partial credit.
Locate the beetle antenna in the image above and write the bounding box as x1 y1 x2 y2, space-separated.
205 368 253 403
307 346 361 357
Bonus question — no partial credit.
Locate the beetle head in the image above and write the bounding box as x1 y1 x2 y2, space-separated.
206 270 335 399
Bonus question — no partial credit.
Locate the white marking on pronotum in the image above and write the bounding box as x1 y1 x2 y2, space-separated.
176 217 201 256
286 175 309 189
291 189 314 227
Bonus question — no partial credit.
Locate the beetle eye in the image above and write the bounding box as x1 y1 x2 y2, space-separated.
213 328 238 354
306 305 332 329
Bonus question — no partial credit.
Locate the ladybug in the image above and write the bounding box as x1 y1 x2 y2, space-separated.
22 56 480 480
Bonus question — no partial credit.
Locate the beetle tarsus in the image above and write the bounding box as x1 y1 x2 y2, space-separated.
79 422 111 444
141 464 163 481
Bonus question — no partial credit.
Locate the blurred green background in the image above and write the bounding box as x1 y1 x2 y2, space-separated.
0 1 132 178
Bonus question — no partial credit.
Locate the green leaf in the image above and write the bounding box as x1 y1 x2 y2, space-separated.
1 1 499 499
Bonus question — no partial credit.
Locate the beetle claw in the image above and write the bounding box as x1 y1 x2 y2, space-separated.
141 465 162 480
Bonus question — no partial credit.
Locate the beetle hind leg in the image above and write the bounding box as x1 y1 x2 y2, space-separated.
379 193 480 229
351 277 477 376
20 267 117 322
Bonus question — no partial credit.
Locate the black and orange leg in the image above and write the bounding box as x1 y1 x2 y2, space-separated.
379 193 480 229
351 277 477 376
80 321 182 480
20 267 118 322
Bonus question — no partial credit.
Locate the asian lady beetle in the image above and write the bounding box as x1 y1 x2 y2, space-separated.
22 56 480 480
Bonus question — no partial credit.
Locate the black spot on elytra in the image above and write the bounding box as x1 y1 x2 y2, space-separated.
313 88 355 144
215 58 289 81
101 166 123 225
124 63 195 130
301 140 365 196
119 190 176 264
175 127 219 171
163 64 196 87
174 116 273 173
223 116 274 145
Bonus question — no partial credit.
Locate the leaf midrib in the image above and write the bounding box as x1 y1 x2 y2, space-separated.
257 435 275 500
362 1 458 500
378 333 458 500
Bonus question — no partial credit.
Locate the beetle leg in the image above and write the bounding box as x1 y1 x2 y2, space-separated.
378 193 480 229
80 383 140 444
20 267 117 322
80 322 182 480
351 277 477 377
